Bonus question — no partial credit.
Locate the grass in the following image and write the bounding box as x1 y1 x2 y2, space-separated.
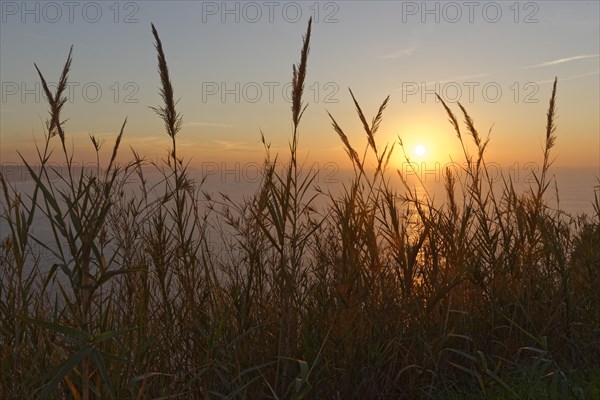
1 18 599 399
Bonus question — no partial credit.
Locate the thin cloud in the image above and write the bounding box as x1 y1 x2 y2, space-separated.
524 54 599 69
211 140 260 152
535 70 600 85
128 136 171 145
184 121 235 128
394 73 489 93
377 47 416 59
70 129 121 136
435 73 489 84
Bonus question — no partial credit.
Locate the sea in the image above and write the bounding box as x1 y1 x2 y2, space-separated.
0 164 598 279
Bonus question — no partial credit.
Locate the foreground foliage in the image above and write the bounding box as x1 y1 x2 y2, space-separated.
1 19 599 399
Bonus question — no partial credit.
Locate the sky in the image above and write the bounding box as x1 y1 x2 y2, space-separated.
1 1 599 175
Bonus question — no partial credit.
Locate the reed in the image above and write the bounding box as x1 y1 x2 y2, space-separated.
0 19 599 399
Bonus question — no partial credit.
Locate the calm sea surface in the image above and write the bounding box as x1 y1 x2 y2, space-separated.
1 165 598 276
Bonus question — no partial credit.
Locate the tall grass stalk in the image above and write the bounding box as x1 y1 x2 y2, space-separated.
1 19 598 400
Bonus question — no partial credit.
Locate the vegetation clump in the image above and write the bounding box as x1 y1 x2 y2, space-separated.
1 18 599 399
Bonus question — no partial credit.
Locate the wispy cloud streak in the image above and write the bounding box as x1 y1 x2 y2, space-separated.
377 47 416 59
535 70 600 85
184 121 235 128
523 54 599 69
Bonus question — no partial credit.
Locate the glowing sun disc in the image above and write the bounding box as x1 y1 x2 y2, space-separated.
415 144 426 157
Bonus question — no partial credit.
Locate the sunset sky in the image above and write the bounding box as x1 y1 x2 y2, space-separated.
1 1 598 172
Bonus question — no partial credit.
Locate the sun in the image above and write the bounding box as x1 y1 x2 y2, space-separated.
414 144 427 157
